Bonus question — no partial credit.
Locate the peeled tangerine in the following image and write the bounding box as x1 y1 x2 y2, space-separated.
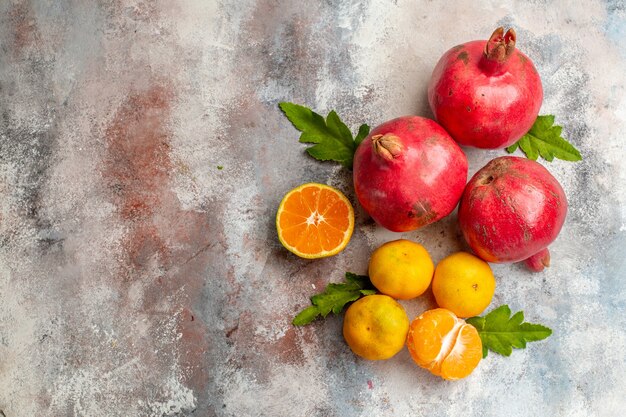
406 308 482 380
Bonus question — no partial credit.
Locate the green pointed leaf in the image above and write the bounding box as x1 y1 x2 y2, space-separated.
484 304 512 324
306 141 354 168
293 306 321 326
518 323 553 341
312 285 360 316
467 305 552 357
506 115 582 162
292 272 376 325
279 102 369 169
354 124 371 146
465 315 485 330
278 102 330 143
518 135 539 161
345 272 371 286
509 311 525 326
326 110 355 149
506 142 519 153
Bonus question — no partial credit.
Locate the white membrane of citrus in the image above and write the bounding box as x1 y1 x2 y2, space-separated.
432 316 464 367
305 211 325 226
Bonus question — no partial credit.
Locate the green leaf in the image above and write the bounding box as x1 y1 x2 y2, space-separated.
292 272 376 326
278 102 329 143
279 102 368 169
506 142 519 153
311 283 358 316
506 115 582 162
345 272 371 286
354 124 371 147
292 306 320 326
466 305 553 358
306 140 355 168
326 110 354 149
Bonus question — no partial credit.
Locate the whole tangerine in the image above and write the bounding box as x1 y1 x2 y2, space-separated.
343 294 409 360
368 239 434 300
432 252 496 317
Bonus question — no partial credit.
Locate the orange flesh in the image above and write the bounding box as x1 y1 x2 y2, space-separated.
407 308 482 380
439 324 483 380
277 184 353 258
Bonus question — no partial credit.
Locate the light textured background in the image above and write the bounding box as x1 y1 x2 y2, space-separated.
1 1 625 416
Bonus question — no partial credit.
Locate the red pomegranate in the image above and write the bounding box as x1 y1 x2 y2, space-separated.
428 27 543 149
458 156 567 269
353 116 468 232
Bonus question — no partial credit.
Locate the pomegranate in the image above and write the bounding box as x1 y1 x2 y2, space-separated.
458 156 567 270
428 27 543 149
353 116 468 232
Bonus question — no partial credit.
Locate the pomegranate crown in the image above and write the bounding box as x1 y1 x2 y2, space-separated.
484 27 516 62
371 133 403 162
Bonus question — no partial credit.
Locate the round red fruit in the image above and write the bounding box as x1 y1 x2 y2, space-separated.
353 116 468 232
428 27 543 149
458 156 567 265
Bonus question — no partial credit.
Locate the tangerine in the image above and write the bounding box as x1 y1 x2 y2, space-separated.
276 183 354 259
343 294 409 360
368 239 434 299
432 252 495 317
406 308 482 380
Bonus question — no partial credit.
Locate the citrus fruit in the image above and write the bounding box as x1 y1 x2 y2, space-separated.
431 252 496 317
276 183 354 259
343 294 409 360
368 239 434 299
406 308 482 380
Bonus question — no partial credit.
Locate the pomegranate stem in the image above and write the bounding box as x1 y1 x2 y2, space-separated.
484 27 516 63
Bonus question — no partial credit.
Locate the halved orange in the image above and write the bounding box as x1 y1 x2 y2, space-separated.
276 183 354 259
406 308 482 380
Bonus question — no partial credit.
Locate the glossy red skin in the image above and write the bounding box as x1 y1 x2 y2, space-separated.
458 156 566 263
353 116 468 232
428 40 543 149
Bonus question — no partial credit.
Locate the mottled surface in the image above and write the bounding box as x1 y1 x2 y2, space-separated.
1 1 625 416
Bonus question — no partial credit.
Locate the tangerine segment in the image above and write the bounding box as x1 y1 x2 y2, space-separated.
406 308 482 380
406 309 460 372
439 324 483 380
276 183 354 259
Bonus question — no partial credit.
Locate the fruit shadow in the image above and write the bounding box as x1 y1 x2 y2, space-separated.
417 86 435 120
392 348 463 387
